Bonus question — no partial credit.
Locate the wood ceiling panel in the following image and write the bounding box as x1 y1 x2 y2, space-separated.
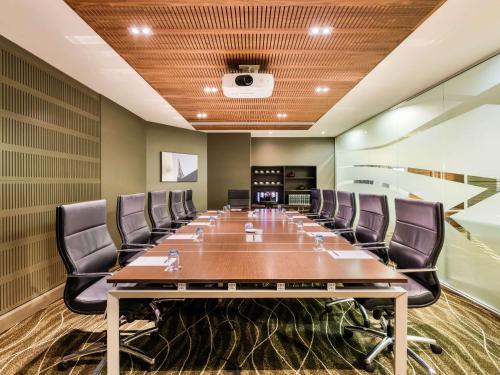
65 0 445 129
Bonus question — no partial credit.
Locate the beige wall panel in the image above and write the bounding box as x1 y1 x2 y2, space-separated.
100 97 146 244
146 123 207 210
251 138 335 189
207 133 251 209
0 36 100 316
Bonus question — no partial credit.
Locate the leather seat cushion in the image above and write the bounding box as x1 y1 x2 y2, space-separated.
73 276 151 315
357 277 434 311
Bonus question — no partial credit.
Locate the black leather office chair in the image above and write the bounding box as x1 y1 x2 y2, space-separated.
183 189 203 217
309 189 336 221
325 193 390 326
117 193 170 266
147 191 187 231
55 200 160 371
169 190 193 221
324 190 356 232
343 198 445 374
301 188 321 215
228 189 250 209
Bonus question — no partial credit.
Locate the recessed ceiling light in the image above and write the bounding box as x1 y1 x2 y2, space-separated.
203 86 218 93
129 26 152 36
268 131 273 135
196 113 207 119
315 86 330 93
129 26 140 35
277 113 287 119
309 26 333 36
309 27 320 35
321 131 326 135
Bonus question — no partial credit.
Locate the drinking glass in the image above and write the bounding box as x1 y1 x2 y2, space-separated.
194 227 204 242
313 234 325 251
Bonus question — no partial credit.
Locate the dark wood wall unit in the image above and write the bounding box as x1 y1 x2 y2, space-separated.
251 165 316 205
0 36 101 316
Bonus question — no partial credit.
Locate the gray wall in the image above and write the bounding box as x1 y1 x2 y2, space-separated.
100 97 147 244
207 133 251 209
146 123 208 210
251 137 335 189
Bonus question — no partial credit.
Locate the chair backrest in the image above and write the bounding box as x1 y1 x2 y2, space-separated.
148 191 172 229
56 200 116 312
355 193 389 244
310 188 321 214
389 198 445 305
320 189 336 218
228 189 250 209
184 189 196 216
334 191 357 230
169 190 188 220
116 193 151 247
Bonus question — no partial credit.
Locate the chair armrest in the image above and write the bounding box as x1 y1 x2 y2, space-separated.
153 228 177 232
124 243 154 248
68 272 112 278
151 230 172 235
314 218 334 222
355 245 387 251
330 228 354 233
117 248 148 253
173 220 190 224
356 241 386 247
395 267 438 273
306 213 320 217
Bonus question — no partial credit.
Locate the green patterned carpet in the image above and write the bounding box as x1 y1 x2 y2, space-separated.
0 290 498 374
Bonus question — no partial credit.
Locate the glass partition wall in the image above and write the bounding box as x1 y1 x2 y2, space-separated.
335 54 500 312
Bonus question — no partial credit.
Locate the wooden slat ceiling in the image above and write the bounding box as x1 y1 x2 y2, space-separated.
65 0 445 130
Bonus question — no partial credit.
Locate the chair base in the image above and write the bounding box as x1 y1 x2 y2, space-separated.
58 327 158 373
343 318 442 375
325 298 371 328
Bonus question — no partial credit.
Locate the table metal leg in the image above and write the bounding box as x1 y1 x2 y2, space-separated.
107 293 120 375
394 291 408 374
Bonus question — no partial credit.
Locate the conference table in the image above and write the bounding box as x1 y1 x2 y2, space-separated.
107 209 408 374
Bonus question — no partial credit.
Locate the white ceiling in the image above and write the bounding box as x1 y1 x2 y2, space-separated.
1 0 499 138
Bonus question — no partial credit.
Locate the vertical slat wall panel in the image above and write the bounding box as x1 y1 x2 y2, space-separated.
0 36 101 316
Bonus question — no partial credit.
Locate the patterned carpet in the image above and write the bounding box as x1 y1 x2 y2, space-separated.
0 289 498 375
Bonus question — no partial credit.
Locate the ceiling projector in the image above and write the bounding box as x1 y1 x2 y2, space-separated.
222 67 274 98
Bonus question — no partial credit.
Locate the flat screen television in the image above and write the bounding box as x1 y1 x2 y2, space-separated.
256 191 279 203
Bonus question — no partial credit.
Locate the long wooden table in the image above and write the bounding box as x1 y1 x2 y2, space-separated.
107 209 408 374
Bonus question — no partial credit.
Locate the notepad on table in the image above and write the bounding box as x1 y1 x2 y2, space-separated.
128 256 175 267
197 215 219 219
230 208 242 212
292 215 307 219
306 231 337 237
187 222 210 226
167 234 196 240
328 250 374 260
303 222 320 227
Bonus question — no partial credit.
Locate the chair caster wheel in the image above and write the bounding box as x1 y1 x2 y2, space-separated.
325 305 333 312
57 362 69 371
147 364 156 371
343 329 354 339
363 319 371 328
363 361 376 372
372 310 382 320
430 344 443 354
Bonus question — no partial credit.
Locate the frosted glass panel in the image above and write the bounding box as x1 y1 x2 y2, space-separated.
336 54 500 311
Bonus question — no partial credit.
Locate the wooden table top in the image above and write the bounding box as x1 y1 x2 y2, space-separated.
109 209 407 284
